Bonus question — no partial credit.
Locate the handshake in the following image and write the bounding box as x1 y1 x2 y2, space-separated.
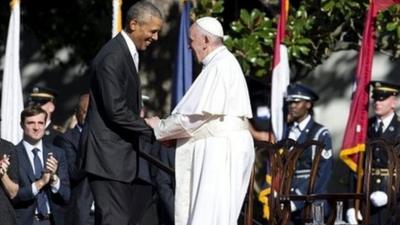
144 116 160 129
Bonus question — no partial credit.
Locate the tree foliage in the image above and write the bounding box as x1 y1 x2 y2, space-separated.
195 0 400 80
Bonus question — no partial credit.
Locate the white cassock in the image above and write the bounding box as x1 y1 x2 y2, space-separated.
154 46 255 225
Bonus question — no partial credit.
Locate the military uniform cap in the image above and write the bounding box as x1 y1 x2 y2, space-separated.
286 83 319 102
28 86 57 106
370 80 400 101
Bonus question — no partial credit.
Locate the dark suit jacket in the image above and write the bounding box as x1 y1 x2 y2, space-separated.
13 142 70 225
80 33 152 183
54 126 93 225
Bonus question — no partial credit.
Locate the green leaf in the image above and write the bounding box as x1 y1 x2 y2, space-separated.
397 26 400 39
387 22 399 31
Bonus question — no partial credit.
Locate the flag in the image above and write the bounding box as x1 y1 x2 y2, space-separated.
259 0 290 220
1 0 23 145
339 0 399 173
112 0 123 38
171 0 192 109
271 0 290 141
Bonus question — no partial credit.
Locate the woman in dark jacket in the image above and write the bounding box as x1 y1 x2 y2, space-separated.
0 138 19 225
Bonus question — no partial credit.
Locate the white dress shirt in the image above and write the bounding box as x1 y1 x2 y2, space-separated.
121 30 139 72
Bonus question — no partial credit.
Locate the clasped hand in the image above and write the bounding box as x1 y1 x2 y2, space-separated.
145 116 160 128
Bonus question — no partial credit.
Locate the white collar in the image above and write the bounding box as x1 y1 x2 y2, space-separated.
23 139 43 153
377 112 395 132
121 30 139 69
294 114 311 131
201 46 225 66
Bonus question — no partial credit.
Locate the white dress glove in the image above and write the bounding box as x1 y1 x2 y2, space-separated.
290 201 297 212
370 191 388 207
346 208 363 224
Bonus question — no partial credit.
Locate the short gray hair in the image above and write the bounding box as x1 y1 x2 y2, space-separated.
125 1 163 28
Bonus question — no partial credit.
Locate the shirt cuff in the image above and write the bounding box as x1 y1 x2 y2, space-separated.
31 183 39 195
50 178 60 193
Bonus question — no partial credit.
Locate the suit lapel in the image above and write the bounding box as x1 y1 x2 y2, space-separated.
71 126 81 151
43 143 50 161
115 33 142 109
17 142 37 182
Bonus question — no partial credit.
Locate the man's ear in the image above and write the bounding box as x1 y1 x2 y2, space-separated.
129 19 139 32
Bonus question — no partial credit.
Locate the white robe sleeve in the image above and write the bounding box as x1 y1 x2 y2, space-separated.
154 114 214 141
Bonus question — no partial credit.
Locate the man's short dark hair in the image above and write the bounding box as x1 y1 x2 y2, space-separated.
20 106 48 123
125 0 163 29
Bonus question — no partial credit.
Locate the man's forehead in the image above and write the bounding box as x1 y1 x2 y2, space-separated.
25 113 46 121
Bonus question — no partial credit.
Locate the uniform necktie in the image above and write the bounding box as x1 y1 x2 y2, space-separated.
376 121 384 137
289 124 301 141
32 148 48 216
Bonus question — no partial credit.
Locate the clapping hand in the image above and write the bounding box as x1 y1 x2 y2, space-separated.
0 154 10 176
145 116 160 129
45 153 58 175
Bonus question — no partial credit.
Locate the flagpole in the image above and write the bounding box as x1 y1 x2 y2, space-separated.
112 0 122 38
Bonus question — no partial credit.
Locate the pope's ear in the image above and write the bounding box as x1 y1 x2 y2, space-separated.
204 35 210 44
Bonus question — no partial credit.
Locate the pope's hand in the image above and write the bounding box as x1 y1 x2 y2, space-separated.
145 116 160 128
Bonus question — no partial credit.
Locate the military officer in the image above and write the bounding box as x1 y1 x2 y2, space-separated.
285 83 333 225
28 86 62 143
368 81 400 225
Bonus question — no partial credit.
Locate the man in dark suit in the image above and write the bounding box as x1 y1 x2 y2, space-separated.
28 86 62 144
53 93 93 225
79 1 163 225
366 81 400 225
13 106 70 225
285 83 333 225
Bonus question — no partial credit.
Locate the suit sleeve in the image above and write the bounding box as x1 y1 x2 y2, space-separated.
53 135 86 182
94 52 151 135
14 170 35 202
50 148 70 204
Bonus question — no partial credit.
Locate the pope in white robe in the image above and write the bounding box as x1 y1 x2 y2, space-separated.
146 17 255 225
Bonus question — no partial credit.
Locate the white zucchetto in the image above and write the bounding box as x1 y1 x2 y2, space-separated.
195 17 224 38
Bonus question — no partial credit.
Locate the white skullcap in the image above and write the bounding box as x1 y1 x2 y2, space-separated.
195 17 224 38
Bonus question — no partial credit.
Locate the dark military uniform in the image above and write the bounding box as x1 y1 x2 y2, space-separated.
367 115 400 225
366 81 400 225
285 84 333 225
27 86 61 143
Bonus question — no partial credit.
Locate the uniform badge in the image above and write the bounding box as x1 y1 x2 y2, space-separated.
389 126 394 132
321 149 332 159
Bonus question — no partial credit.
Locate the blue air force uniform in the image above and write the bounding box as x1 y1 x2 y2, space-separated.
285 84 333 221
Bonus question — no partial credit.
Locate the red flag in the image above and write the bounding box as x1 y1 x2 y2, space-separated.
271 0 290 141
259 0 289 220
340 0 399 173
